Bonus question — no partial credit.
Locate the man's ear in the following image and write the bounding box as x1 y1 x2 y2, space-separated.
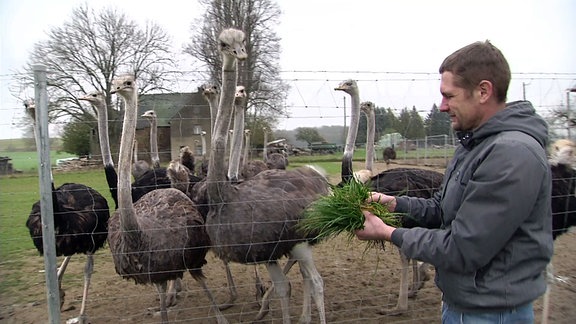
477 80 493 103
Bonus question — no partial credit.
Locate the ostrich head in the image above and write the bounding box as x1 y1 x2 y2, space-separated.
549 139 576 168
360 101 375 114
79 91 105 107
218 28 248 61
334 79 358 96
23 99 37 120
111 74 136 98
244 129 251 137
201 84 219 99
141 110 157 120
235 85 247 106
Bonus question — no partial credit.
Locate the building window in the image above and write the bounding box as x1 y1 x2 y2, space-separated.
193 125 203 135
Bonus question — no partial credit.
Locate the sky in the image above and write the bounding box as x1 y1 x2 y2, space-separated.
1 0 576 140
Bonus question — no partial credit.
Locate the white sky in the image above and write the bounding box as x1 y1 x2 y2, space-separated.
1 0 576 140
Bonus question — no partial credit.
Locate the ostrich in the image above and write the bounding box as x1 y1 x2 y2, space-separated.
549 138 576 240
334 79 364 184
263 127 288 170
241 129 268 179
336 82 443 315
542 138 576 323
361 101 376 175
179 145 195 174
130 112 171 203
107 74 227 324
132 139 150 180
141 110 161 169
205 28 329 323
24 100 110 324
201 83 220 136
78 91 119 209
199 131 208 178
227 85 247 183
383 145 397 166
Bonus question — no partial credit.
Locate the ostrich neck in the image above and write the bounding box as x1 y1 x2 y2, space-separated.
207 55 236 202
96 104 114 167
201 134 207 156
243 132 250 167
118 93 140 232
364 109 375 172
344 91 360 156
227 104 244 181
341 90 360 182
263 131 268 161
209 97 218 136
149 117 160 168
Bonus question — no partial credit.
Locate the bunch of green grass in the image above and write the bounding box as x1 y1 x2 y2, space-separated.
298 178 401 241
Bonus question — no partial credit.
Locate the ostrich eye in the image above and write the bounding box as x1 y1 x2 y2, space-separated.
125 81 132 86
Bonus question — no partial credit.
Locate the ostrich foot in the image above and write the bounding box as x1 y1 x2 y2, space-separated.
255 278 268 307
59 288 66 309
408 263 430 298
378 306 406 316
65 314 88 324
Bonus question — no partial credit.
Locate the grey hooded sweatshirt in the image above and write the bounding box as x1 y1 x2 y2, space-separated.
391 100 553 312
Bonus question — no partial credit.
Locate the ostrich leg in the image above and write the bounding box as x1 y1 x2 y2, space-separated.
65 253 94 324
155 282 170 324
57 256 72 309
254 258 296 320
266 262 292 324
379 248 410 315
293 243 325 324
218 261 238 310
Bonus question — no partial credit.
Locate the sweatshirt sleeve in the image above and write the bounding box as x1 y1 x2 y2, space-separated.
395 190 443 228
399 139 547 273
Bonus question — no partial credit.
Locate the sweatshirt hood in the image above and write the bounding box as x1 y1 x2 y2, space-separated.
457 100 548 150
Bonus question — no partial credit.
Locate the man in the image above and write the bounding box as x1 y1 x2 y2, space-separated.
356 41 553 323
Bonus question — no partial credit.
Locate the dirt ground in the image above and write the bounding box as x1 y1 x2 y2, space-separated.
1 161 575 323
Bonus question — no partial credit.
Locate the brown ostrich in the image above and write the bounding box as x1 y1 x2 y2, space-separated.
24 100 110 324
205 28 329 323
107 74 227 324
383 145 397 166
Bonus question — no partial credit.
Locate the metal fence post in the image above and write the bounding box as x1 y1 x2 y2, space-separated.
33 64 61 323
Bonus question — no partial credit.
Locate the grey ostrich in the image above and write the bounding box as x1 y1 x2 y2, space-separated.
360 101 376 175
132 139 150 180
130 110 171 203
336 83 442 316
241 129 268 179
107 74 227 324
205 28 329 324
334 79 364 184
141 110 161 169
79 91 119 209
201 83 220 136
227 85 247 183
263 127 288 170
24 100 110 324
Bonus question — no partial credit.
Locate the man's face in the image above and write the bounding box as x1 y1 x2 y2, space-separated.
439 72 483 132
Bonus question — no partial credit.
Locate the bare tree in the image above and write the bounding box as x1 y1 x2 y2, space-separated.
183 0 289 147
13 4 178 151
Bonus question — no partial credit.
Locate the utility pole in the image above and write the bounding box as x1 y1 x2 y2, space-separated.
522 82 530 100
567 86 576 139
342 96 347 145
